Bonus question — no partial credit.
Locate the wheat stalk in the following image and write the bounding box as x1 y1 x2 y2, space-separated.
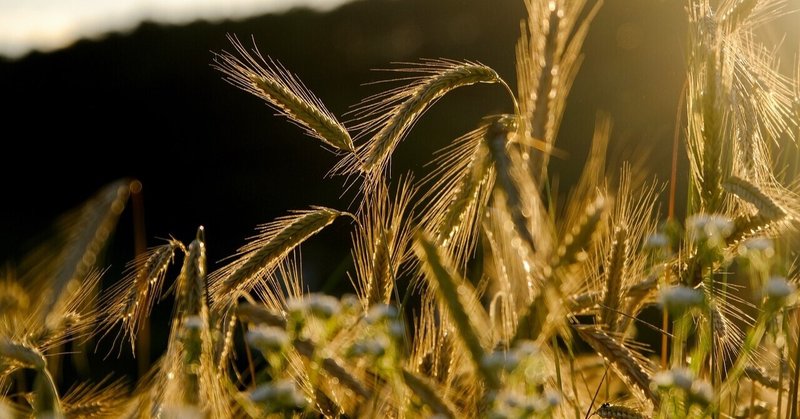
32 368 62 417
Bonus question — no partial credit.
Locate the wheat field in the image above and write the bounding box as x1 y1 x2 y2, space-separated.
2 0 800 417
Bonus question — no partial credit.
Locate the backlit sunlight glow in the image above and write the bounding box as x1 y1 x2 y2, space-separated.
0 0 354 59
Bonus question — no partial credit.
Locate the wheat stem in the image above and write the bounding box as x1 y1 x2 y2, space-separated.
790 306 800 419
33 368 62 417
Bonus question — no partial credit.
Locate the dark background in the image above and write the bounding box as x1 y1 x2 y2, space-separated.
0 0 691 279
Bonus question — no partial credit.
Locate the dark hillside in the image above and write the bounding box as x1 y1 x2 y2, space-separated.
0 0 689 285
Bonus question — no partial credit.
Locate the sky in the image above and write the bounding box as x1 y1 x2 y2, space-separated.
0 0 354 58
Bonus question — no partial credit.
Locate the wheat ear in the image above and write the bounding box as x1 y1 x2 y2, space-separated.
210 207 342 304
402 369 458 419
486 114 537 253
101 240 183 350
723 176 786 219
351 177 415 307
214 35 353 152
600 226 629 331
171 229 209 408
413 230 499 390
511 195 606 343
336 59 506 184
174 227 208 318
0 338 61 415
555 195 606 267
718 0 758 33
595 402 650 419
518 0 599 181
0 338 46 371
157 229 231 416
574 326 658 406
745 365 785 390
420 122 494 269
61 377 129 418
25 271 103 355
39 179 132 326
